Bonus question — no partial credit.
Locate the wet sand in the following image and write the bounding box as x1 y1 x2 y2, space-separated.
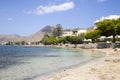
34 48 120 80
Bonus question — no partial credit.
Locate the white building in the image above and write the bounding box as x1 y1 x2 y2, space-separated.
62 31 73 37
62 29 87 37
77 29 87 35
1 42 9 45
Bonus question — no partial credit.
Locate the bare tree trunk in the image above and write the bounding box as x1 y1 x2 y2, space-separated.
112 35 116 49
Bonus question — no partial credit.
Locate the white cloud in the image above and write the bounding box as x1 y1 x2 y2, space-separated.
94 15 120 23
25 1 74 15
8 18 13 21
97 0 107 2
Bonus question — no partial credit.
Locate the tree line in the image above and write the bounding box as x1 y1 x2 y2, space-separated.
85 18 120 48
85 18 120 43
4 18 120 47
40 24 85 47
41 18 120 47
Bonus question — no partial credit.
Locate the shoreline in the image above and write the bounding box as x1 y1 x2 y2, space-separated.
33 58 104 80
33 48 120 80
23 47 105 80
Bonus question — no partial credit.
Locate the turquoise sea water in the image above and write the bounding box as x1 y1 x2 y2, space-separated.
0 45 104 80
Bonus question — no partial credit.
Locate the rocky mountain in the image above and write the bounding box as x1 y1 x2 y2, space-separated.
0 26 54 43
41 25 53 33
0 26 88 43
0 34 21 43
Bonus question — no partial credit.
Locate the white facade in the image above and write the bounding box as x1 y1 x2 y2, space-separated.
62 29 87 37
62 31 73 37
1 42 9 45
77 29 87 35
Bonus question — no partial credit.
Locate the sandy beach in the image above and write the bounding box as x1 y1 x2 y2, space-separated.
33 48 120 80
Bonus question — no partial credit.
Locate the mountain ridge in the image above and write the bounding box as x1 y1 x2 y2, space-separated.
0 26 54 43
0 26 88 43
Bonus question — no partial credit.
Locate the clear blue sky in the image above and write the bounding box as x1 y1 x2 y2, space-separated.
0 0 120 36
